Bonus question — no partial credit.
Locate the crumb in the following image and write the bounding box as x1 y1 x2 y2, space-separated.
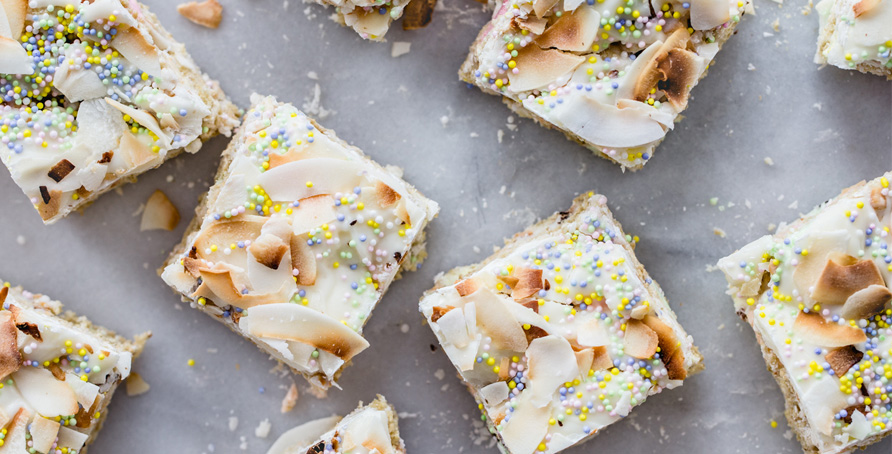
713 227 727 238
440 115 449 127
764 157 774 166
229 416 239 431
125 372 150 396
307 71 319 80
281 383 299 413
302 84 335 119
434 369 445 380
771 18 780 31
15 235 25 245
254 419 271 438
400 323 410 333
177 0 223 28
767 223 778 232
747 63 756 71
391 41 411 58
497 129 504 143
709 197 719 206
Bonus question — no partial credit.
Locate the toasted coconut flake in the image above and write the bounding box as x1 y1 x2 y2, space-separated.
375 180 402 208
497 274 519 288
841 284 892 320
193 266 292 309
47 159 75 183
106 98 171 148
30 417 60 454
591 346 613 371
480 381 510 406
470 289 528 352
870 187 887 212
244 303 369 361
511 267 543 301
125 372 150 396
249 234 289 270
0 36 32 74
689 0 731 29
140 190 180 231
13 367 79 417
532 0 560 17
268 151 302 169
177 0 223 28
574 348 594 375
526 336 579 407
656 48 702 109
280 382 298 413
548 94 667 148
642 315 686 379
0 311 21 380
112 27 161 77
508 46 584 92
36 187 61 220
119 130 156 167
515 16 548 34
194 216 266 263
402 0 436 30
853 0 879 17
0 0 26 39
534 7 599 52
455 278 480 297
0 286 6 305
825 346 863 377
0 408 29 452
793 312 867 348
812 257 885 305
290 233 317 286
623 319 658 359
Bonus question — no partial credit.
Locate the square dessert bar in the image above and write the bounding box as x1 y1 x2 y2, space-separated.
459 0 750 170
267 395 405 454
419 192 702 454
0 282 146 453
0 0 239 223
815 0 891 78
162 94 439 392
717 172 892 454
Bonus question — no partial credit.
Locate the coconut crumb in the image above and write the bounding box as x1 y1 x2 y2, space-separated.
125 372 150 396
254 419 271 438
764 157 774 166
228 416 239 431
391 41 411 58
177 0 223 28
281 383 299 413
302 84 335 119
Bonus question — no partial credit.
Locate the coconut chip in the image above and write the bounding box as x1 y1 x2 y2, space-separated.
126 372 151 396
177 0 223 28
140 190 180 231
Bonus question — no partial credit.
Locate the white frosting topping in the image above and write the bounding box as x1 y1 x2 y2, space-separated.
816 0 892 72
465 0 746 169
162 95 438 390
419 193 698 454
0 283 133 454
718 172 892 453
0 0 229 223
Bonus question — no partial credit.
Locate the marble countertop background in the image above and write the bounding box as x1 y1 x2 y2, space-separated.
0 0 890 452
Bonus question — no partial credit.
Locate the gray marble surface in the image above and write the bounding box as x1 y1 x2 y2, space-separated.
0 0 890 452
